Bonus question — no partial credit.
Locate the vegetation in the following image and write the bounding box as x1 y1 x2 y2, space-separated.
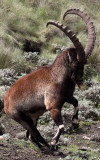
0 0 100 77
0 2 100 159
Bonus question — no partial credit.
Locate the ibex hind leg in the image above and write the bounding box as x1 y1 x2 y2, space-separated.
26 118 38 140
12 111 50 150
25 118 44 149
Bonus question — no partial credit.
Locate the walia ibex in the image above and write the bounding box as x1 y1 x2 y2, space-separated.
4 9 96 150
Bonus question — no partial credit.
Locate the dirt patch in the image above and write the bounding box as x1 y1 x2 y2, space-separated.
0 114 100 160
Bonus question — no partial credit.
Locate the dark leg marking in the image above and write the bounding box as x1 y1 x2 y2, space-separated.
13 111 50 149
26 118 38 140
67 97 79 129
26 130 29 140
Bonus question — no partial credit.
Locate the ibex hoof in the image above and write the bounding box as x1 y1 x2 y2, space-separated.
72 119 79 129
72 122 79 129
51 139 56 146
50 142 58 151
66 123 79 134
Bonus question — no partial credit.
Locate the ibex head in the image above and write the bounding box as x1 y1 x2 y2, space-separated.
67 48 85 87
47 8 96 87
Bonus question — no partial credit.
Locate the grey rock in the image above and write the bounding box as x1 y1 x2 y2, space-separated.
2 133 10 140
15 131 26 139
79 146 92 151
90 135 100 142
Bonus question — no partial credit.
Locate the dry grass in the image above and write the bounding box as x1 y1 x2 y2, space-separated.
0 0 99 76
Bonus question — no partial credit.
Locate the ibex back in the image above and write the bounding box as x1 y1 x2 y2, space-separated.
4 9 96 150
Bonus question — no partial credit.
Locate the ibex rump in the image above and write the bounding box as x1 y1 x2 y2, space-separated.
4 9 96 150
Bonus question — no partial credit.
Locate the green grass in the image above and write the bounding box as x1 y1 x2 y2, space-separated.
79 121 94 128
62 144 100 160
0 0 100 75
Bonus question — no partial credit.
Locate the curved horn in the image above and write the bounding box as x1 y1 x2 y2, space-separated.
46 20 85 62
63 9 96 58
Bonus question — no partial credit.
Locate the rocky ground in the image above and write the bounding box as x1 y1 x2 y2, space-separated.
0 52 100 160
0 112 100 160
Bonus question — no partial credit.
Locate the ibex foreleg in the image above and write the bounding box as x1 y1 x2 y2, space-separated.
45 87 64 147
50 109 64 146
67 97 79 129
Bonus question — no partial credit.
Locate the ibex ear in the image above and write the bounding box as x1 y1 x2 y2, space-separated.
68 52 72 63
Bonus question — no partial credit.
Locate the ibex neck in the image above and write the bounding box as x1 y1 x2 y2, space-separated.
51 51 69 83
